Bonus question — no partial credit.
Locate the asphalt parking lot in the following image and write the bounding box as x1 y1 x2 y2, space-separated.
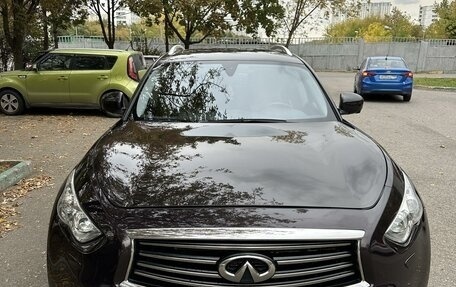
0 72 455 286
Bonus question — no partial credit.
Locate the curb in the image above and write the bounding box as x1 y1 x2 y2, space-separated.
414 85 456 91
0 160 33 191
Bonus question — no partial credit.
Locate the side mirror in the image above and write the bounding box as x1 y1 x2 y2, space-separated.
339 92 363 115
100 91 126 117
353 66 360 71
24 63 37 71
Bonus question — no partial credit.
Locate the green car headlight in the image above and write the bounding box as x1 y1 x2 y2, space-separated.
57 170 102 243
385 171 423 246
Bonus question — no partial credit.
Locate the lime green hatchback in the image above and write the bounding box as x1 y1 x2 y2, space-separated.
0 48 146 116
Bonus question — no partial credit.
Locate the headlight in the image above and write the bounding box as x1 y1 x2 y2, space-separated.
385 171 423 246
57 170 102 243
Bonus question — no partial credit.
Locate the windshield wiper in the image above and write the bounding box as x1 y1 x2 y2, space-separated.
209 118 287 123
141 117 288 123
146 116 192 122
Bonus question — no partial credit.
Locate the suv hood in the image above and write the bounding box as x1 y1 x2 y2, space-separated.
84 121 387 209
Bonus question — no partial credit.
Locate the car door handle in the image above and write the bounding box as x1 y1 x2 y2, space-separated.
97 75 109 80
58 76 68 80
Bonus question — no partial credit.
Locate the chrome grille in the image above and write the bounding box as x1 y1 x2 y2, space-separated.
127 239 362 287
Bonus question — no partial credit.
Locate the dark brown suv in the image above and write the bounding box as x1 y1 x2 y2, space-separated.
47 46 430 287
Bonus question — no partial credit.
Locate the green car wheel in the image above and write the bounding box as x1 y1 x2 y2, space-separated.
0 89 25 115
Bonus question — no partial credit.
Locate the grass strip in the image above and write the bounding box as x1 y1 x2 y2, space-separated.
415 78 456 88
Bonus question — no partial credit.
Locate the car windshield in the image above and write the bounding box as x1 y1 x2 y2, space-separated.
368 58 407 69
134 60 334 122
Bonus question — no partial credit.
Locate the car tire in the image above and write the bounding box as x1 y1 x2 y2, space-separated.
101 92 129 118
0 89 25 115
403 94 412 102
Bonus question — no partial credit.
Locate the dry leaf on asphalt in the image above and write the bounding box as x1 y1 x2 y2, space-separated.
0 175 53 237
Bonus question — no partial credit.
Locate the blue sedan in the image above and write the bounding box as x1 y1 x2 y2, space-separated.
354 56 413 102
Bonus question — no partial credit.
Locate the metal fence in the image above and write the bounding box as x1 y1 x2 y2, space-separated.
57 36 456 73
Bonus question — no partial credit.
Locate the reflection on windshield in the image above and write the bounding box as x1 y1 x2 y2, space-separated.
136 61 330 122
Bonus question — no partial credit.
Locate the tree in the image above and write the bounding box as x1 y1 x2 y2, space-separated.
126 0 284 49
363 22 391 42
232 0 284 38
410 24 424 39
430 0 456 38
325 17 369 38
41 0 87 49
128 20 170 53
0 20 11 71
131 19 167 39
425 22 446 38
281 0 361 47
326 10 421 40
384 7 420 38
162 0 230 49
67 20 104 37
87 0 123 48
0 0 40 69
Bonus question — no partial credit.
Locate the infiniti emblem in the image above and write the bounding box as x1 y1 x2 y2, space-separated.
218 254 276 284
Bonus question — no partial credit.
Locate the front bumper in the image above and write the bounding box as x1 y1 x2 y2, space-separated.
48 217 430 287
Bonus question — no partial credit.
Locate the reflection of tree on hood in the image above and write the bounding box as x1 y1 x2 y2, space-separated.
149 62 229 122
90 122 279 208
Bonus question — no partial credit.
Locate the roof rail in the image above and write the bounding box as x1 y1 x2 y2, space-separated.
270 45 293 56
168 45 185 56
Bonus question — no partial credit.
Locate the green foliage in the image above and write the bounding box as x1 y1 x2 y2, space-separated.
22 37 43 63
410 24 423 39
234 0 284 37
430 0 456 38
425 21 447 38
41 0 87 48
41 0 87 30
126 0 284 48
363 22 391 42
66 21 103 37
0 0 40 68
325 17 376 38
326 9 421 40
131 20 164 39
384 8 420 38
